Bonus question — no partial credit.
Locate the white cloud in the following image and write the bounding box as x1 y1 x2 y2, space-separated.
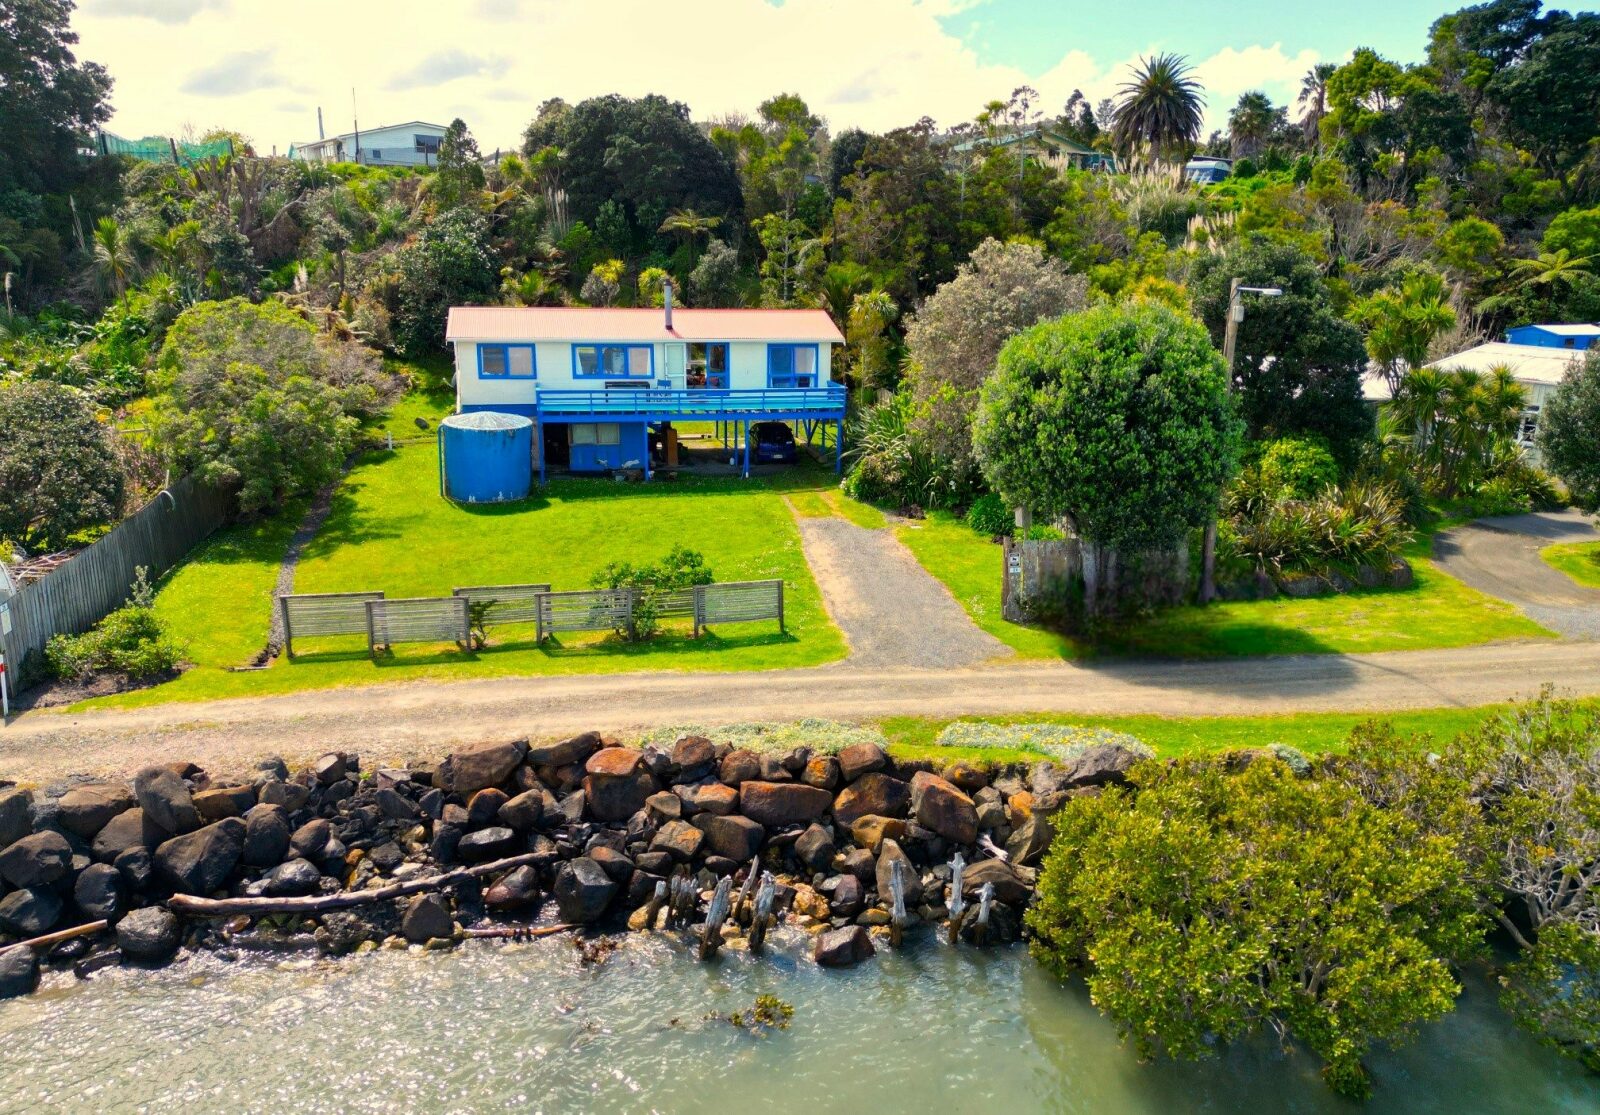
74 0 1319 152
80 0 227 24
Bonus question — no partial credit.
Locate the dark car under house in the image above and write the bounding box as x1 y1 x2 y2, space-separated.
751 421 798 464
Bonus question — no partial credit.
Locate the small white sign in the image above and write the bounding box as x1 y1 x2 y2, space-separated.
1007 554 1022 576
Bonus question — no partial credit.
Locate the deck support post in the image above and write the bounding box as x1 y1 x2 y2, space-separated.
835 418 844 474
742 419 750 478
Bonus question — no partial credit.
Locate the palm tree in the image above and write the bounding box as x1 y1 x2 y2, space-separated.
658 208 722 267
1297 63 1338 147
1111 53 1206 172
1508 248 1594 290
1227 91 1278 158
91 216 136 305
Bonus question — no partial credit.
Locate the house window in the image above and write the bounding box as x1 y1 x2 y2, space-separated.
768 344 818 389
574 344 652 378
571 423 622 446
1519 406 1540 444
687 342 729 390
479 344 536 378
415 135 441 154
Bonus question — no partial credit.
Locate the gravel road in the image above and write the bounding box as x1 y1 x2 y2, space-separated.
1433 510 1600 639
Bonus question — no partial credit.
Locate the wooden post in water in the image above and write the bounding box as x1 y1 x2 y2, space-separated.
640 879 667 931
888 858 910 949
748 872 776 956
973 882 994 947
733 855 759 924
699 876 733 960
946 853 967 946
667 874 697 930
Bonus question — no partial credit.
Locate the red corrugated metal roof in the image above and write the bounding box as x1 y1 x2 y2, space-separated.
445 306 844 344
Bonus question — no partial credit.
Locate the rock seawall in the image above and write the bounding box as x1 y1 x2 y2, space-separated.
0 733 1149 996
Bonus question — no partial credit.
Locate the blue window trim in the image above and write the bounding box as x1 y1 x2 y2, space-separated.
477 343 537 379
571 343 655 379
689 341 730 391
767 343 821 389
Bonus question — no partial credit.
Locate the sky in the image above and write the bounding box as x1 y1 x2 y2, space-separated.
70 0 1479 155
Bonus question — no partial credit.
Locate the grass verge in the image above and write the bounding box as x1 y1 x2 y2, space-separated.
1542 540 1600 589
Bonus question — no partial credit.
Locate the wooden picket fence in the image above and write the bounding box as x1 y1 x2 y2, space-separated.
279 591 384 656
365 597 471 656
0 476 233 675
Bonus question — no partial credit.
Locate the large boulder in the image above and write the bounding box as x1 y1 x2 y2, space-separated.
57 783 136 838
1005 815 1053 867
116 906 181 961
241 804 291 867
289 818 331 860
457 826 519 863
1046 744 1149 790
92 807 168 862
962 858 1031 906
671 735 716 777
155 817 246 895
553 857 618 924
874 839 924 906
438 739 528 795
192 784 256 823
583 748 657 822
676 782 738 816
814 925 876 967
693 813 765 862
910 772 978 845
0 830 72 888
263 858 323 897
836 742 888 783
794 823 836 872
0 887 63 935
0 945 39 1000
73 862 127 921
832 773 911 826
498 789 545 832
310 753 348 785
849 815 907 854
650 820 704 862
133 766 201 834
401 893 456 943
485 864 540 911
738 781 832 827
0 787 32 849
526 731 600 768
802 756 841 791
718 750 761 786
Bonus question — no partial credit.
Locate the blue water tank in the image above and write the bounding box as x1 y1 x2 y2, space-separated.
438 411 534 503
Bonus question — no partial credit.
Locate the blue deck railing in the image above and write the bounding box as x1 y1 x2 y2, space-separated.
534 383 847 421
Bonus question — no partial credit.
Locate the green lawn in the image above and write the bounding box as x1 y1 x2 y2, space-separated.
897 512 1554 660
876 704 1545 765
87 438 848 708
1542 540 1600 589
786 487 888 530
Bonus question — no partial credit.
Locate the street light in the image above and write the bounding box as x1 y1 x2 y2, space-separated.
1201 279 1285 604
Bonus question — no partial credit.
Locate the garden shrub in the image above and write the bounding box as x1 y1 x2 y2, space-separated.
964 493 1014 538
45 569 182 682
1222 479 1414 578
1256 436 1338 500
0 380 126 551
590 545 713 640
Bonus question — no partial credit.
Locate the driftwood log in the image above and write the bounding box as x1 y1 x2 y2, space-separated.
13 919 110 952
166 852 544 917
459 924 576 940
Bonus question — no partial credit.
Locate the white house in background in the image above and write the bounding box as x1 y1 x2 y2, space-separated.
444 289 847 480
1363 325 1595 461
288 121 449 167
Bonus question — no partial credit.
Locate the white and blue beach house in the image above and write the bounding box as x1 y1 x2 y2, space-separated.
445 286 847 481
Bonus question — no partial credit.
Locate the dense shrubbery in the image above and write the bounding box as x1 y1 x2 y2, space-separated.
44 569 181 682
0 379 125 550
1538 352 1600 511
1028 697 1600 1096
1221 477 1415 578
963 493 1014 538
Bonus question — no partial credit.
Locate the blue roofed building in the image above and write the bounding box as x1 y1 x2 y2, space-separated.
1504 323 1600 351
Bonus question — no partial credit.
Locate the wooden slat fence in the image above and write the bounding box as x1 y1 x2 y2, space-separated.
278 592 385 656
451 583 551 626
365 597 470 656
535 589 634 641
0 476 233 674
695 580 784 636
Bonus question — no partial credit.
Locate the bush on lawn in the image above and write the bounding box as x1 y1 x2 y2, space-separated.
964 493 1014 539
1221 479 1414 578
590 545 713 640
1537 351 1600 511
1255 436 1339 500
44 568 182 682
0 380 126 551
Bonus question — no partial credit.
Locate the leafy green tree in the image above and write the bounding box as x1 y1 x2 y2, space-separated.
687 238 742 308
1355 267 1457 394
431 118 486 210
1227 91 1284 158
905 238 1087 482
1110 53 1206 170
1542 207 1600 261
657 208 721 266
520 94 742 257
1537 350 1600 510
580 258 623 306
826 128 872 197
0 380 124 549
636 266 673 307
1028 757 1483 1098
752 212 822 306
1191 236 1375 465
152 299 394 511
974 303 1241 609
90 215 136 305
845 289 898 390
1323 48 1472 191
1509 247 1594 290
1295 62 1338 146
390 208 496 355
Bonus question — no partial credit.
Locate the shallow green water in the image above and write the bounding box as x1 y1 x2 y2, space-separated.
0 931 1594 1114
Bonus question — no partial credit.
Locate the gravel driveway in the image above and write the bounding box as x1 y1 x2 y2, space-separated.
1433 509 1600 639
792 514 1009 668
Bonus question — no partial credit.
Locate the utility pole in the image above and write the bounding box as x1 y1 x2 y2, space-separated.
351 88 361 166
1200 278 1282 604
